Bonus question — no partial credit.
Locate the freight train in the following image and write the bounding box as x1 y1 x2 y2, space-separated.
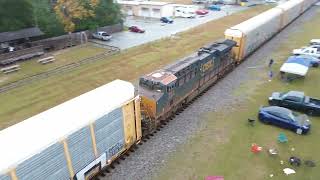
0 0 317 179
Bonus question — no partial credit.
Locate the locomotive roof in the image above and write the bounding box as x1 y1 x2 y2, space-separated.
142 70 177 85
166 39 236 73
141 39 236 85
165 53 200 73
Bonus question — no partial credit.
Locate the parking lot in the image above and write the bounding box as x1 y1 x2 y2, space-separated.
91 5 251 50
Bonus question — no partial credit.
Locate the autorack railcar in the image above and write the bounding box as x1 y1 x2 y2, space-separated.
0 80 142 180
225 0 318 62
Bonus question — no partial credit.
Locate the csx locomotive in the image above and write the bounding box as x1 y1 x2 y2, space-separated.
139 40 236 134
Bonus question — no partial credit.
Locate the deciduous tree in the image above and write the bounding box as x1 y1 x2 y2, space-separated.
54 0 100 32
0 0 34 32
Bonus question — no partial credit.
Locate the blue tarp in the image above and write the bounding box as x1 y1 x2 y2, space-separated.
286 56 312 67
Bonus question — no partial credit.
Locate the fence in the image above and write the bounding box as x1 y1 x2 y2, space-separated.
0 46 44 65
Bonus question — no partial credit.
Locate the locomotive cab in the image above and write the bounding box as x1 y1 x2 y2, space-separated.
139 71 177 121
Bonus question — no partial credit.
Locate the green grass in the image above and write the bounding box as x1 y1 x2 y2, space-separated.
0 44 106 86
154 8 320 180
0 5 271 130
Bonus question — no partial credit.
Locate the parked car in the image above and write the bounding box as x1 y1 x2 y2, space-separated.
92 31 112 41
212 0 224 5
208 5 221 11
258 106 311 134
175 8 196 18
310 39 320 45
129 26 145 33
160 17 173 23
192 0 207 4
295 55 320 67
265 0 277 3
292 45 320 58
196 9 209 15
269 91 320 116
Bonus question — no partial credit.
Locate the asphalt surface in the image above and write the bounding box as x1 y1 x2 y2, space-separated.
91 5 251 50
98 4 320 180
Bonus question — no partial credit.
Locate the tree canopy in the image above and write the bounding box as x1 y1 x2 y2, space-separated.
0 0 122 37
0 0 34 32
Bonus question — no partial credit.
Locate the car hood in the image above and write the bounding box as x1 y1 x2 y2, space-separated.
292 49 301 53
296 114 311 126
269 92 281 100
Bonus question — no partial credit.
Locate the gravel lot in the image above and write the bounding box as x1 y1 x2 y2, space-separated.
91 2 268 50
99 5 320 180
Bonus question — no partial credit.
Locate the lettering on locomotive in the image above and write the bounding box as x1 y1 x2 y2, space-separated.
201 60 214 73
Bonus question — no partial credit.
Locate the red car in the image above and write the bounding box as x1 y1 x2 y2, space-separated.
196 9 209 15
129 26 145 33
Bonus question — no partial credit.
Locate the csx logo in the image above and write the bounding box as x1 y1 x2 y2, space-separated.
201 60 214 72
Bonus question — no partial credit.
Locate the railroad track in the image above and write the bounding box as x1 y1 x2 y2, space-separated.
0 46 120 94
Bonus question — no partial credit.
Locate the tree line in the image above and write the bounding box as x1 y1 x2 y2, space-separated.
0 0 122 37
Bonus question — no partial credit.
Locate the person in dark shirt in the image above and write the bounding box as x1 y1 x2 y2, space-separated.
268 59 274 68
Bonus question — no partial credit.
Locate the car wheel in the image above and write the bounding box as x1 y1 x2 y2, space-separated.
261 119 270 124
307 110 314 116
268 101 276 106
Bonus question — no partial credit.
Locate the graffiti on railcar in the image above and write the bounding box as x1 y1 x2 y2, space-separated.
108 142 124 157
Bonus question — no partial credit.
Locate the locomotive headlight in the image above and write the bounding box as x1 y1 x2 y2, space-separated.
268 97 273 100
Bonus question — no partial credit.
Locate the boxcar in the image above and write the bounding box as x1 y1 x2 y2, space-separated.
0 80 141 180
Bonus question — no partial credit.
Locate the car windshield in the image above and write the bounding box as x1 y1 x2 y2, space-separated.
101 33 109 36
265 106 297 121
288 112 296 121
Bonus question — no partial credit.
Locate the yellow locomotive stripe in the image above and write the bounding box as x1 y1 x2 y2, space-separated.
89 123 99 158
61 139 75 178
238 30 246 61
8 169 18 180
134 97 142 142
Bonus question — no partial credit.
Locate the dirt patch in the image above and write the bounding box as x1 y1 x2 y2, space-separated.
0 76 8 83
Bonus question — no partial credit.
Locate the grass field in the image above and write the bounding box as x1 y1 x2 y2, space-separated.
0 5 271 130
0 44 106 86
154 8 320 180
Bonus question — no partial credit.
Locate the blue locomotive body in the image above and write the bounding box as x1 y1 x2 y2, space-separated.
139 40 236 133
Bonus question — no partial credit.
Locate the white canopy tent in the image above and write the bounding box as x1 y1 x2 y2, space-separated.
280 63 309 76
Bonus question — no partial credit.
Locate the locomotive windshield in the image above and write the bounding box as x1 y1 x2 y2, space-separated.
139 79 163 92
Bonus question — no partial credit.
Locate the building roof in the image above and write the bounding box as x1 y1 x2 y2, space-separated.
0 27 44 43
0 80 135 174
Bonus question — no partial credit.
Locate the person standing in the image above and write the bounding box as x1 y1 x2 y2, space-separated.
268 70 273 82
268 59 274 68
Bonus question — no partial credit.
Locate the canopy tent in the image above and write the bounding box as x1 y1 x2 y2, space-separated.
280 56 310 76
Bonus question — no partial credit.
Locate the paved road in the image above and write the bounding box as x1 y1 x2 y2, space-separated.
90 4 254 50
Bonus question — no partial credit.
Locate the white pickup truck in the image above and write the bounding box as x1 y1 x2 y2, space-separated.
92 31 112 41
292 45 320 58
175 8 196 18
310 39 320 45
